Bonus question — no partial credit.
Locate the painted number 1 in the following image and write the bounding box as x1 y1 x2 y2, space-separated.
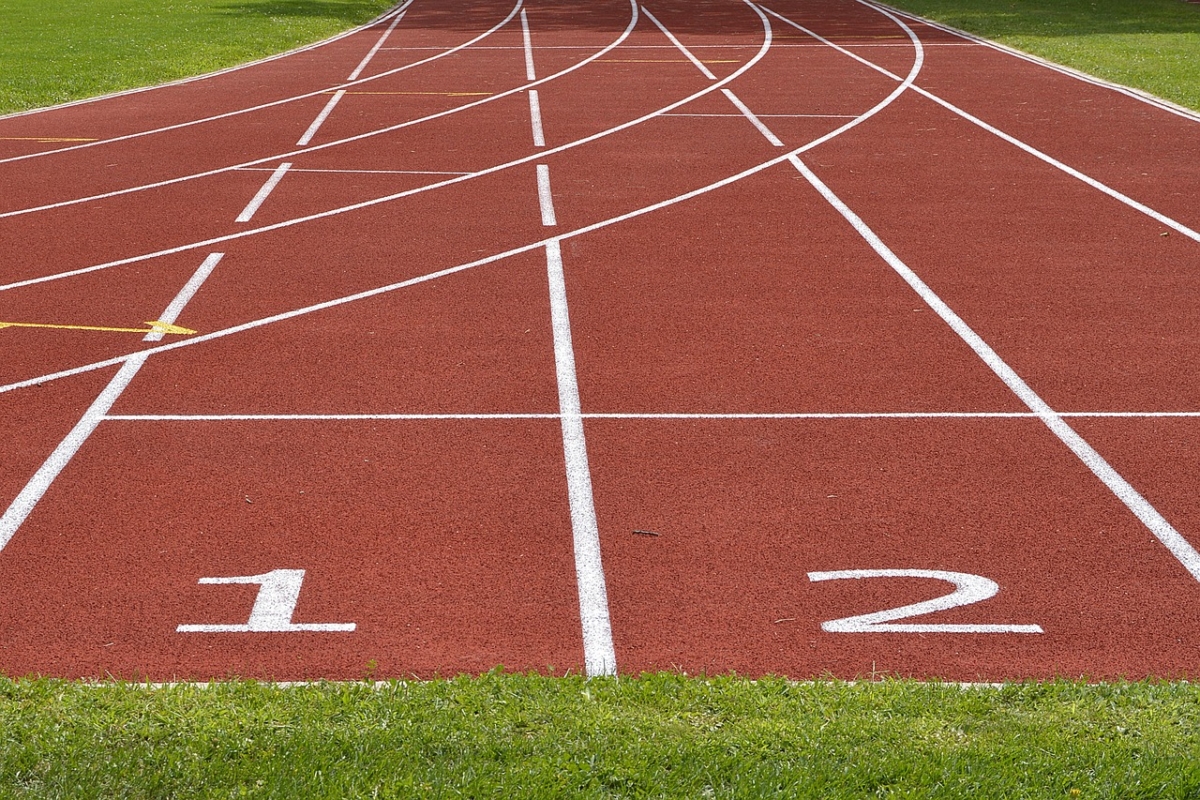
807 569 1042 634
177 569 355 633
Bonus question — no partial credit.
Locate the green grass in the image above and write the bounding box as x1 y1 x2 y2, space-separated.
0 0 396 114
883 0 1200 112
3 674 1200 798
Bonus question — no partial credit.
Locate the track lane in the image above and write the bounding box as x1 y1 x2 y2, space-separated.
0 0 528 213
0 0 520 167
7 0 1200 681
0 0 918 399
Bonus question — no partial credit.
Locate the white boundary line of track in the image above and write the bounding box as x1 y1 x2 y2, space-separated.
0 2 409 124
103 412 1200 421
869 0 1200 124
0 0 918 396
0 0 512 168
0 0 629 221
760 3 1200 245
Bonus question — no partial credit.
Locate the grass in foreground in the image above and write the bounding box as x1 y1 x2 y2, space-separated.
0 0 395 114
883 0 1200 112
3 673 1200 798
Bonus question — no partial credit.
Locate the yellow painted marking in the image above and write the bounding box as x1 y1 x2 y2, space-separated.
324 91 493 96
598 59 738 63
0 136 99 143
0 319 196 336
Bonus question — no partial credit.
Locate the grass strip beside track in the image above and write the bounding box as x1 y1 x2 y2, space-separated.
3 674 1200 797
883 0 1200 112
0 0 396 114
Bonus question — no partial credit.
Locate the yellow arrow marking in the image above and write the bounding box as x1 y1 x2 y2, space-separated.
0 319 196 335
0 136 99 143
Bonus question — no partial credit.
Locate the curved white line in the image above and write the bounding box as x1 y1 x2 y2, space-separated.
1 0 772 291
764 0 1200 244
0 0 518 168
0 0 924 396
0 0 642 221
0 1 410 124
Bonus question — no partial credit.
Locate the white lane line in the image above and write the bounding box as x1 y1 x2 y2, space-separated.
521 9 537 80
0 0 505 167
0 0 610 222
0 0 774 294
665 113 856 118
296 90 345 146
235 163 291 223
0 253 222 551
348 7 408 81
910 87 1200 243
790 153 1200 583
871 0 1200 123
104 411 1200 421
721 88 784 146
0 1 919 397
144 252 223 342
537 164 557 226
763 4 1200 245
109 414 564 421
546 239 617 677
237 167 470 175
642 7 717 80
529 90 546 147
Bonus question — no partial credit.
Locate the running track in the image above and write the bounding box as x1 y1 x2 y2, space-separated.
1 0 1198 681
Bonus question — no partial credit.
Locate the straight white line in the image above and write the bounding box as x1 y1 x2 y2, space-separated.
348 7 408 81
907 86 1200 243
296 90 345 146
0 358 146 552
546 239 616 677
235 163 291 223
537 164 557 226
790 153 1200 583
236 167 470 175
102 411 1200 421
642 6 717 80
107 414 562 421
763 4 1200 245
722 88 784 146
144 252 223 341
0 253 222 551
520 9 537 80
529 90 546 147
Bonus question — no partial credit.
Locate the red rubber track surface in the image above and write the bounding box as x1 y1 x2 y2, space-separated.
1 0 1199 681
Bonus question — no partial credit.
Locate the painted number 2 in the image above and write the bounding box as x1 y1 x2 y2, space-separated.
177 569 355 633
807 569 1042 634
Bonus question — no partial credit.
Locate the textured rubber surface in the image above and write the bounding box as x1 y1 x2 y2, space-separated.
0 0 1198 681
